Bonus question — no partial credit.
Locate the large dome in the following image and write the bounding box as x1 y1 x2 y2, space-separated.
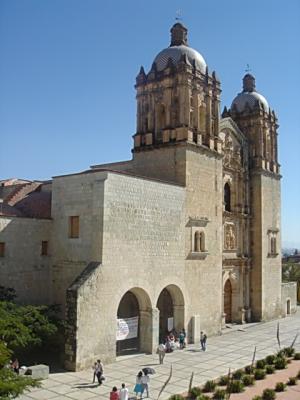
154 45 207 73
231 74 270 113
152 22 207 74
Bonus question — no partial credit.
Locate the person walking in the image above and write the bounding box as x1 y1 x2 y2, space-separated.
96 359 104 385
157 343 166 364
110 386 119 400
141 371 150 398
134 371 143 399
92 361 98 383
119 383 129 400
179 330 185 349
200 331 207 351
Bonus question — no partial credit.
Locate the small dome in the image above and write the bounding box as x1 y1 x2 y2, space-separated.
154 45 207 73
152 22 207 74
231 74 270 113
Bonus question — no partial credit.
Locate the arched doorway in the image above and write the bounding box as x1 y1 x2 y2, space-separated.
224 279 232 323
116 288 152 356
156 285 185 342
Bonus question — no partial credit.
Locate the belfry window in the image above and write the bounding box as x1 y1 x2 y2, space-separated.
224 182 231 212
194 231 205 252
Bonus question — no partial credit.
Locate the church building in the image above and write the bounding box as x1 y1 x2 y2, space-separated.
0 23 296 371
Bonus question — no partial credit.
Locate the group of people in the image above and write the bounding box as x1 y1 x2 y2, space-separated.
108 370 150 400
110 383 129 400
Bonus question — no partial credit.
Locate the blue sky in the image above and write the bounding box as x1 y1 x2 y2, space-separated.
0 0 299 247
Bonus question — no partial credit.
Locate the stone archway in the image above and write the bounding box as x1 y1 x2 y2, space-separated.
156 284 185 342
116 288 152 356
224 279 232 323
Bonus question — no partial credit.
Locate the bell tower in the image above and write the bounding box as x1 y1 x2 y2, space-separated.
225 74 282 321
133 23 221 160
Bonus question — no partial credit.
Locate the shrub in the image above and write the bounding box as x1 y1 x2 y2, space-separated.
262 388 276 400
256 359 266 369
265 365 275 374
287 376 297 385
242 374 255 386
218 375 229 386
252 397 262 400
275 382 286 392
196 396 210 400
276 349 285 358
227 380 244 393
297 370 300 379
202 380 216 393
294 352 300 360
232 369 244 380
189 387 202 399
283 346 295 357
265 354 276 365
274 357 287 370
212 389 227 400
245 365 254 374
254 369 266 380
169 396 185 400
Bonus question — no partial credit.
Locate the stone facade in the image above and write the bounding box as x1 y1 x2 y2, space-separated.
0 22 296 371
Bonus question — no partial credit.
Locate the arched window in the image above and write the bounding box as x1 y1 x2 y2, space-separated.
194 231 205 252
200 232 205 252
271 237 276 254
224 182 231 212
156 104 166 135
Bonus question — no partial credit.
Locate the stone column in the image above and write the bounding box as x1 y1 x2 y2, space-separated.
190 314 200 344
139 308 159 353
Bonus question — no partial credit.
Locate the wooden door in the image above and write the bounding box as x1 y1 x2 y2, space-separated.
224 279 232 323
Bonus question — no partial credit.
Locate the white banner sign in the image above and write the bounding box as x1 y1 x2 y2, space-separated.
116 316 139 341
167 317 174 331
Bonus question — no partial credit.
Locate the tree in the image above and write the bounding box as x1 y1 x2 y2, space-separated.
0 341 40 399
282 262 300 302
0 302 58 352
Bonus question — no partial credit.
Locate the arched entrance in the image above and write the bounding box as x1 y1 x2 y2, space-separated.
116 288 152 356
224 279 232 323
156 285 184 342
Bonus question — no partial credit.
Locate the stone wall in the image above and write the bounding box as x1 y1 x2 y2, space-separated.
281 282 297 316
0 216 52 304
250 172 282 321
64 170 186 370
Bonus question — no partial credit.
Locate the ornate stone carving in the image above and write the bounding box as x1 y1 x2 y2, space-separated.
225 224 236 250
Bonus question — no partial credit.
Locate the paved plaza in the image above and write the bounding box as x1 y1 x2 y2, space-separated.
19 310 300 400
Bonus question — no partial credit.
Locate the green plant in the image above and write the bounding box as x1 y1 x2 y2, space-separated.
218 375 229 386
265 354 276 365
169 395 185 400
254 369 266 380
242 374 255 386
202 380 216 393
252 397 262 400
189 386 202 399
274 357 287 369
283 346 295 357
232 369 244 380
196 395 210 400
261 388 276 400
256 359 266 369
294 352 300 360
245 365 254 374
275 382 286 392
227 380 244 393
213 389 227 400
287 376 297 385
265 365 275 374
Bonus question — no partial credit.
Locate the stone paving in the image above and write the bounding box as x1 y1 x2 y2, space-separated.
19 311 300 400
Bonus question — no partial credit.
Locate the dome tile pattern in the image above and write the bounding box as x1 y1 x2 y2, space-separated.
153 45 207 73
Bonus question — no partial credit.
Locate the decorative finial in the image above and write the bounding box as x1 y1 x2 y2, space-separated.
245 64 251 73
170 20 188 46
175 9 182 21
